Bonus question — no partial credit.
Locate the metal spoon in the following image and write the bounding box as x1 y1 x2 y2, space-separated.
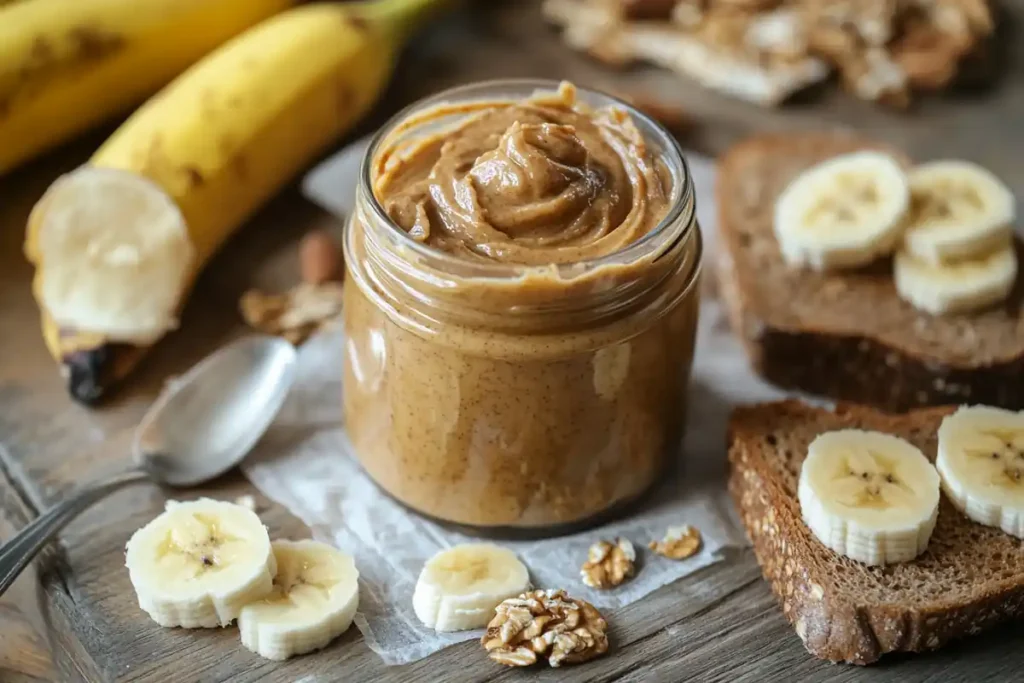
0 335 297 597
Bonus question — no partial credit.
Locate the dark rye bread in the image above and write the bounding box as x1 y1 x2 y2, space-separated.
715 132 1024 412
727 400 1024 665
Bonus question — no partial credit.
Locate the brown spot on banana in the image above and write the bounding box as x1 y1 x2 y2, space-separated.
184 166 204 188
67 26 125 62
232 154 249 180
336 82 354 116
344 14 370 32
30 36 53 63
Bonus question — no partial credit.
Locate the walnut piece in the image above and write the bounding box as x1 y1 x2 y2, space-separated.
547 0 997 107
239 282 344 345
649 525 703 559
622 0 678 20
482 589 609 668
581 538 636 589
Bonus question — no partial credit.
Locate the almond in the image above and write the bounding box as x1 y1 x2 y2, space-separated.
299 229 342 285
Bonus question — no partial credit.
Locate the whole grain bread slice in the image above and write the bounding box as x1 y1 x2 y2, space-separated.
715 132 1024 411
728 399 1024 665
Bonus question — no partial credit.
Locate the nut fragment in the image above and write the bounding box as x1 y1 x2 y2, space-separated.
239 282 344 345
234 495 256 511
581 538 636 589
547 0 997 107
482 589 609 668
649 525 703 560
299 229 342 285
622 0 678 20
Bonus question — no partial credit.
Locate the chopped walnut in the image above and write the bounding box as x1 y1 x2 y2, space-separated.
581 538 636 589
482 589 609 668
649 525 703 559
622 0 678 20
239 282 344 345
805 0 898 49
837 46 910 106
671 0 707 29
547 0 996 107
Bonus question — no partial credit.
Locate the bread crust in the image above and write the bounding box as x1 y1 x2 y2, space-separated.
727 400 1024 664
714 132 1024 412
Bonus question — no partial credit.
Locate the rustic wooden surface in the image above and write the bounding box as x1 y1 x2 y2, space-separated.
2 2 1024 681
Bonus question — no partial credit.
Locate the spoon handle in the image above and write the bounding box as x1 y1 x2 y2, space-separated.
0 468 148 597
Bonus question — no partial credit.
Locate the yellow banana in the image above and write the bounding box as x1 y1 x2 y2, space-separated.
0 0 294 175
25 0 449 404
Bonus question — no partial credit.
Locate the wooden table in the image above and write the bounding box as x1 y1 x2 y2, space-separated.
3 2 1024 681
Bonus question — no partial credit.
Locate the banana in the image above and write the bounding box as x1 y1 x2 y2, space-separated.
238 540 359 661
0 0 294 175
24 0 448 404
28 166 193 344
124 498 276 628
798 429 940 566
894 243 1017 315
773 151 910 271
903 161 1016 265
412 544 531 632
937 405 1024 538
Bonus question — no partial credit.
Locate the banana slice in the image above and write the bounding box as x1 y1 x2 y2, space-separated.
937 405 1024 538
125 498 275 628
412 544 531 632
238 540 359 661
773 151 910 271
28 165 193 344
894 244 1017 315
798 430 940 566
903 161 1015 265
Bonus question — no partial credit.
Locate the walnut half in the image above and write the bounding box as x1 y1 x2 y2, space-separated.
581 538 636 589
649 525 703 559
482 589 610 668
239 282 344 345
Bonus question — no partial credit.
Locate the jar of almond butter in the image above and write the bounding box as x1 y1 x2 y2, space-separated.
343 80 701 530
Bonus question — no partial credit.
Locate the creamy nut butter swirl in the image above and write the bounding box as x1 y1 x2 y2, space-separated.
343 81 701 528
373 83 672 265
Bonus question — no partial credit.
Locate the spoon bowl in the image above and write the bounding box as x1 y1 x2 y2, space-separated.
0 334 299 597
135 335 297 486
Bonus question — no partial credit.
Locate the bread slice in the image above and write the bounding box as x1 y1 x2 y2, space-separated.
715 132 1024 411
728 399 1024 665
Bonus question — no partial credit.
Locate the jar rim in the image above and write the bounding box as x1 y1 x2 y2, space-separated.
358 78 695 280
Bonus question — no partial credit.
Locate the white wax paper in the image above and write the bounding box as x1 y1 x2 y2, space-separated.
240 142 789 665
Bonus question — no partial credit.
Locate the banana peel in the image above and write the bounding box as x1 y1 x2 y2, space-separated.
25 0 451 404
0 0 295 175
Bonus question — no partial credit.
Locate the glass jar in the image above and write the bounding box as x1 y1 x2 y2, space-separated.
342 80 702 531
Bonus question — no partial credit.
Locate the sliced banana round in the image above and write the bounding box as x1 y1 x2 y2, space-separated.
773 151 910 271
412 543 530 632
125 498 275 628
238 540 359 661
798 429 940 566
28 165 194 344
903 161 1015 265
894 244 1017 315
937 405 1024 538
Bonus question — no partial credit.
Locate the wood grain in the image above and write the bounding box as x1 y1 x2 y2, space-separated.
1 1 1023 681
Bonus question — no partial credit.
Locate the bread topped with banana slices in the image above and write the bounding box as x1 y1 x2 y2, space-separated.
728 400 1024 665
715 132 1024 412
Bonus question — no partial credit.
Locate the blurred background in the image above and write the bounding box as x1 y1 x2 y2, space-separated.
0 1 1019 680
